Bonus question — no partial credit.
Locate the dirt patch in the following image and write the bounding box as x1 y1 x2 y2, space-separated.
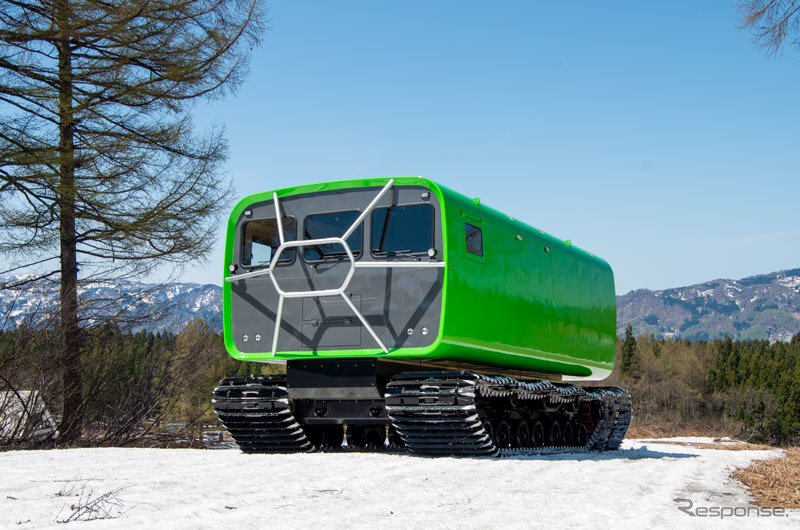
626 424 737 439
734 447 800 508
636 438 773 451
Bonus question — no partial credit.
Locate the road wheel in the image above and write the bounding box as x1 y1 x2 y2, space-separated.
515 420 531 448
562 421 575 446
548 420 562 446
494 420 512 448
531 420 545 447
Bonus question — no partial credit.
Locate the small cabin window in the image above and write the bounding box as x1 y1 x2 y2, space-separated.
371 204 434 256
241 217 296 267
304 210 362 261
465 223 483 257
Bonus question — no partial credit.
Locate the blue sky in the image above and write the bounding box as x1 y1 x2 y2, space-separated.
177 1 800 295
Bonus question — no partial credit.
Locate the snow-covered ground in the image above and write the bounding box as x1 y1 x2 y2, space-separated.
1 438 796 529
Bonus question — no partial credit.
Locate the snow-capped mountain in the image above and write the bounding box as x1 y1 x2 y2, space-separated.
3 267 800 341
617 268 800 342
0 275 221 333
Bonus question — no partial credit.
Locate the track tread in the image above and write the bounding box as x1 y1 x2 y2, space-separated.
386 372 631 457
212 375 313 453
212 373 632 457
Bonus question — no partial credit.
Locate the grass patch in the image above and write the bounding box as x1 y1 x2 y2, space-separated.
733 447 800 508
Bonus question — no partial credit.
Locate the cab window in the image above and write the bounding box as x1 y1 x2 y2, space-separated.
303 211 362 261
371 204 434 256
241 217 296 267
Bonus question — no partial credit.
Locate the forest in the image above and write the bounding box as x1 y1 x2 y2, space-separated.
607 325 800 444
0 320 277 447
1 321 799 447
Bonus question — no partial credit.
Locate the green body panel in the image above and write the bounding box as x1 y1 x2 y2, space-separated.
222 177 616 379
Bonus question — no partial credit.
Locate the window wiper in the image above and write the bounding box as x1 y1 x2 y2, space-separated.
320 250 350 261
373 250 421 261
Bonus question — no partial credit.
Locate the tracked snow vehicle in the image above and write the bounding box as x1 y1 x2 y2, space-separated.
212 177 630 455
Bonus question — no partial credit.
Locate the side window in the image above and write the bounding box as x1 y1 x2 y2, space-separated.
465 223 483 257
241 217 296 267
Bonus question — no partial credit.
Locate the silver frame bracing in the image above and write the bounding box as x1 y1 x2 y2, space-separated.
226 179 446 356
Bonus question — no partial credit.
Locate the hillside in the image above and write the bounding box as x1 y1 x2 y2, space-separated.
617 268 800 342
0 275 221 333
3 268 800 341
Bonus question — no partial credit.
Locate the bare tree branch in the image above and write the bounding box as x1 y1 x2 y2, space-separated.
0 0 266 443
739 0 800 56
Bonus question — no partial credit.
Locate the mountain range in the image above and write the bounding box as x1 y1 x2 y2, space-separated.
2 268 800 341
617 268 800 342
0 275 221 334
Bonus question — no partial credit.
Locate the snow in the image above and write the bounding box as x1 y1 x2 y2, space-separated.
0 391 58 441
0 438 795 529
0 277 222 334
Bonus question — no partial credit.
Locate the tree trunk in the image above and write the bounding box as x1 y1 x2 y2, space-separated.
56 0 81 443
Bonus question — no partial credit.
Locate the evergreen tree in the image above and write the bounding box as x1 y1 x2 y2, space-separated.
0 0 265 443
620 323 639 378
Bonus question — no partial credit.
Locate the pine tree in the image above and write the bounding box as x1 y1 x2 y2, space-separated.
620 323 639 378
0 0 265 442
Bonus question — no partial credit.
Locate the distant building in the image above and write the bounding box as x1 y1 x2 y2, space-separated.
0 390 58 442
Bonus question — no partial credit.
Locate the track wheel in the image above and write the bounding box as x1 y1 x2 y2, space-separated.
482 419 494 443
575 423 588 447
562 421 575 446
531 420 545 447
515 421 531 448
548 420 562 446
494 420 512 448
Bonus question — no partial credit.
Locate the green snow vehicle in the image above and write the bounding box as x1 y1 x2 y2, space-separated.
212 177 630 455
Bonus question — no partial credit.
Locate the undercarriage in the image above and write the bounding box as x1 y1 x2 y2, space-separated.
211 359 631 456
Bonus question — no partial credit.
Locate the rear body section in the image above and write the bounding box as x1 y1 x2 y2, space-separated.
222 176 616 380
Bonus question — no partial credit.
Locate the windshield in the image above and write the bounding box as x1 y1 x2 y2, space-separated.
371 204 434 256
241 217 296 267
303 211 362 261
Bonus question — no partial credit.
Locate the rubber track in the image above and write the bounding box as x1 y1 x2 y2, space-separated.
212 375 312 453
385 373 493 456
212 373 632 456
385 372 632 457
605 388 632 450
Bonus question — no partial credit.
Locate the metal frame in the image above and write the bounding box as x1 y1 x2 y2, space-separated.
226 179 446 356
